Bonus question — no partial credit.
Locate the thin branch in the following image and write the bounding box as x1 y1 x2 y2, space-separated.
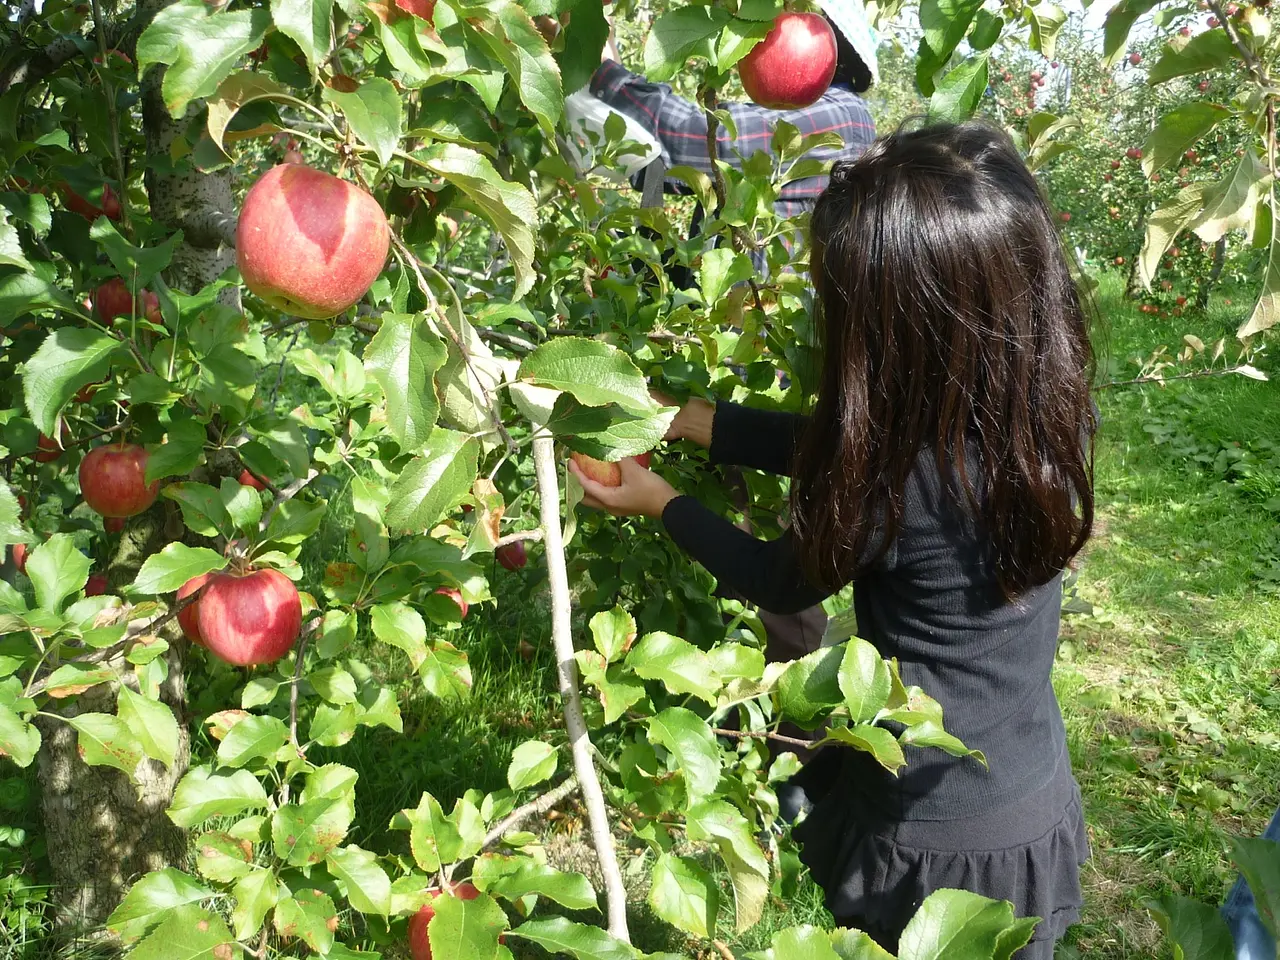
478 328 536 354
288 621 318 752
712 728 817 750
1093 365 1258 391
257 468 322 534
495 529 543 548
532 437 630 943
482 775 580 848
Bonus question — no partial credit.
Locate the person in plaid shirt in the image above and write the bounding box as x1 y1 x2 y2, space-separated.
588 10 877 224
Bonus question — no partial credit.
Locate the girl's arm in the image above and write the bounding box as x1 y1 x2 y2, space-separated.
666 397 807 477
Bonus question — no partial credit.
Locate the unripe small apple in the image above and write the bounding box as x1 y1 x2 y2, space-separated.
1059 211 1071 223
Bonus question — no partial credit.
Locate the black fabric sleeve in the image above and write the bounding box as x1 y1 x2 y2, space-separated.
707 401 808 476
661 496 832 615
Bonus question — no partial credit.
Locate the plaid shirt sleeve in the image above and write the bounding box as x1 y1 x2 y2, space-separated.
589 59 877 208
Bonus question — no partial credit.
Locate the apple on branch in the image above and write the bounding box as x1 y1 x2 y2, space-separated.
569 451 653 488
237 164 390 320
79 443 161 519
196 567 302 666
737 13 838 110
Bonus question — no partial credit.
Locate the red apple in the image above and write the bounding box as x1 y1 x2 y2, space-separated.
31 432 64 463
634 452 652 469
85 574 108 597
79 443 160 518
104 516 126 534
239 469 267 491
496 541 527 571
1111 159 1122 169
197 568 302 666
409 883 481 960
61 183 122 221
1128 52 1142 65
1059 211 1071 222
737 13 837 110
12 543 28 575
1114 256 1125 266
177 572 212 645
140 289 162 324
571 452 621 487
394 0 436 20
94 278 136 324
237 164 390 320
434 586 468 618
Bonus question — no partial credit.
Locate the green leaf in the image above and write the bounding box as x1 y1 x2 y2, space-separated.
363 312 446 455
625 631 720 704
131 544 226 595
483 859 597 911
590 606 635 662
273 794 355 867
1026 2 1066 59
715 18 772 72
897 888 1038 960
118 686 180 769
67 713 144 775
547 396 675 460
220 475 263 533
0 703 40 768
168 766 270 828
928 55 989 124
646 707 721 805
22 328 120 437
1101 0 1160 65
418 639 472 702
1147 894 1236 960
418 144 538 299
142 420 207 484
107 869 214 943
777 645 844 727
385 430 479 534
0 211 31 271
698 248 754 306
274 887 337 955
163 483 232 539
1143 103 1231 176
1148 31 1237 85
518 338 654 415
90 219 181 289
0 263 78 328
427 890 508 960
838 638 891 724
218 714 289 768
194 831 255 883
969 10 1003 50
323 78 403 169
0 191 51 237
508 917 634 960
490 4 563 135
507 740 558 791
1230 836 1280 938
1138 183 1212 291
403 792 464 872
263 498 328 546
916 0 983 93
642 6 730 83
136 0 271 118
649 853 717 938
899 718 986 764
270 0 332 76
26 533 90 612
370 602 428 668
686 800 769 932
310 665 358 704
1191 150 1271 244
556 0 609 96
42 663 116 698
231 867 278 940
756 927 843 960
822 724 906 774
1241 193 1280 339
328 845 392 917
576 652 645 725
206 72 293 152
130 904 241 960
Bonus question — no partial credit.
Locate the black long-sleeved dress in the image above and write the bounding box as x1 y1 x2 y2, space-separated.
660 402 1089 957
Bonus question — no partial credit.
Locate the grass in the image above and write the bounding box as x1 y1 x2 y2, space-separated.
8 275 1280 958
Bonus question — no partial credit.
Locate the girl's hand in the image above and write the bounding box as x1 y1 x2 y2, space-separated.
570 457 678 519
651 390 714 447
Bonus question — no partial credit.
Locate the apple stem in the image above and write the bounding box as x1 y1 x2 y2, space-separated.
532 436 631 943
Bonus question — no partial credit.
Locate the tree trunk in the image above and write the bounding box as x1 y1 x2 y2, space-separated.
1196 236 1227 310
37 510 191 932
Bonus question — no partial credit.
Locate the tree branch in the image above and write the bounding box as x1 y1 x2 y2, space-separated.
482 775 580 849
177 209 238 249
712 727 817 750
495 529 543 548
1093 365 1259 391
532 436 630 943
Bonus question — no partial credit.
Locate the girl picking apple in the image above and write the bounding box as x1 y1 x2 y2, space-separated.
571 121 1094 958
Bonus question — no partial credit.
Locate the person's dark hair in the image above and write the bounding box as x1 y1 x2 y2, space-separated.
828 17 872 93
791 121 1095 600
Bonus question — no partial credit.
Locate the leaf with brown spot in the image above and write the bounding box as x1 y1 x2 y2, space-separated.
206 709 251 741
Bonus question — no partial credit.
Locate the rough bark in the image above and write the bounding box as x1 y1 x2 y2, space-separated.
36 510 190 932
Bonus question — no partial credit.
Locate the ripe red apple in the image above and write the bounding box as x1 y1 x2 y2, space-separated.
1111 159 1122 169
237 164 390 320
79 443 160 518
94 278 136 324
434 586 468 618
1179 25 1192 36
1198 80 1210 92
571 452 621 487
1050 61 1060 69
104 516 126 534
409 883 481 960
1176 295 1188 306
1208 15 1220 26
496 541 527 571
634 452 652 470
61 183 122 221
1104 173 1113 182
737 13 837 110
1128 52 1142 65
1114 256 1125 266
177 572 212 645
31 432 64 463
197 568 302 666
12 543 28 575
85 574 108 597
239 469 267 491
394 0 436 20
1059 211 1071 222
140 289 162 324
1126 147 1143 160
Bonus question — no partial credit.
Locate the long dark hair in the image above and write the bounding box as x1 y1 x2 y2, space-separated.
791 121 1095 599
